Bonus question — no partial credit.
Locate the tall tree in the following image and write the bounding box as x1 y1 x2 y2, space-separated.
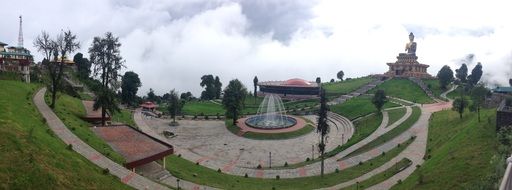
214 76 222 99
73 52 91 79
467 62 483 87
470 85 489 122
455 64 468 84
316 89 330 177
509 78 512 87
437 65 454 90
372 90 388 112
452 97 468 119
120 71 141 107
253 76 258 98
89 32 125 126
180 92 194 101
222 79 248 124
167 89 184 123
337 70 344 81
316 77 321 84
34 30 80 109
147 88 157 102
200 74 216 100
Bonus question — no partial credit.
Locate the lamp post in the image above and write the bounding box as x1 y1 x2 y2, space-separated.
312 144 314 160
177 178 180 190
269 152 272 168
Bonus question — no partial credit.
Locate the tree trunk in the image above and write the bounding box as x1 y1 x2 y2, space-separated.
101 106 106 126
233 111 237 125
320 138 325 177
50 81 57 109
477 106 480 123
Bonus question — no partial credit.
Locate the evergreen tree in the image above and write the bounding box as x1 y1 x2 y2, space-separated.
467 62 483 87
470 85 489 122
73 53 91 79
372 90 388 112
222 79 248 124
200 75 216 100
214 76 222 99
120 71 141 107
147 88 157 102
452 97 468 119
89 32 124 126
437 65 454 90
316 89 330 177
253 76 258 98
167 89 184 123
337 70 344 81
455 64 468 84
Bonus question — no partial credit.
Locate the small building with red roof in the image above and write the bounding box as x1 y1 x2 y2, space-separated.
140 101 158 111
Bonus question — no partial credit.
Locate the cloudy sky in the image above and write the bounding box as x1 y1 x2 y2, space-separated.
1 0 511 96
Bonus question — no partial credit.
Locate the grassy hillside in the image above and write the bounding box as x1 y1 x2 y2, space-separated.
330 96 400 120
422 79 443 98
323 77 374 98
392 109 500 190
369 78 433 104
0 80 131 189
47 93 126 164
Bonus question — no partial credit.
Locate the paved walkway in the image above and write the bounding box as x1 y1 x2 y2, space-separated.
363 85 457 190
33 88 170 190
135 110 353 178
135 104 419 180
134 109 219 190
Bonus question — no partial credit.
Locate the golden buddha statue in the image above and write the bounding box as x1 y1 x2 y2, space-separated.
405 32 417 54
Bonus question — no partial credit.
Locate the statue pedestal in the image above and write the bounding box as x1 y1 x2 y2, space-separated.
385 53 432 79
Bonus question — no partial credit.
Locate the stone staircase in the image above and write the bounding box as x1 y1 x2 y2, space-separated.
408 77 441 102
328 78 386 105
327 112 354 143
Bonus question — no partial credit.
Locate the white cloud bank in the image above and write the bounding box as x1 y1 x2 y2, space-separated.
1 0 511 96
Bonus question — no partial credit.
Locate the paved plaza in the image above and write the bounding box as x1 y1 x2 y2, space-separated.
142 114 350 169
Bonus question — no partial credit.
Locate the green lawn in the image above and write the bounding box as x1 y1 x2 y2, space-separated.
369 78 434 104
111 109 136 127
326 113 383 157
421 79 442 97
47 93 126 164
392 109 499 190
164 137 414 190
330 96 400 120
323 77 374 98
346 106 421 158
182 100 225 116
0 80 131 189
387 107 407 127
183 97 319 116
342 158 412 190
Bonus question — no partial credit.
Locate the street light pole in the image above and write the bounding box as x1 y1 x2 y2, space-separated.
177 178 180 190
269 152 272 168
312 144 314 159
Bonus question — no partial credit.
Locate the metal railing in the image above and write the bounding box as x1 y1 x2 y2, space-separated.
500 155 512 190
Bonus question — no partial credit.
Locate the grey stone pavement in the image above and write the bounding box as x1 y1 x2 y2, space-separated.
33 88 171 190
135 103 417 180
136 110 355 178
